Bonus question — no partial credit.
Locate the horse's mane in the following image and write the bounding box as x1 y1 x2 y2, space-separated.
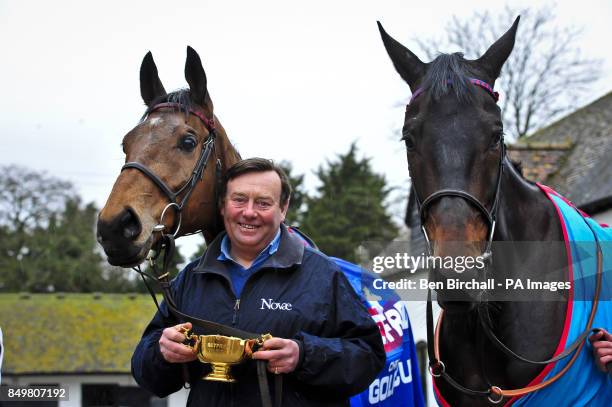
421 53 476 104
510 159 523 176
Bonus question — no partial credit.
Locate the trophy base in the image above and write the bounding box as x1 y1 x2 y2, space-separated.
202 362 236 383
203 375 236 383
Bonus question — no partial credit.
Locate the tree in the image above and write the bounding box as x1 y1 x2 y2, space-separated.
0 165 73 234
300 143 398 263
22 198 117 292
278 161 308 226
413 5 602 139
0 165 140 292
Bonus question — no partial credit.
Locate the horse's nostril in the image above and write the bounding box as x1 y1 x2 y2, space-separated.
119 208 142 240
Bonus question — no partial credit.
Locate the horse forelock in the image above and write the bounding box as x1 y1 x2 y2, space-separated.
137 88 243 169
140 89 193 122
421 53 477 104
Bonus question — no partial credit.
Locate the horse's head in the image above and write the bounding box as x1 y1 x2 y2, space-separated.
97 47 240 267
379 18 520 311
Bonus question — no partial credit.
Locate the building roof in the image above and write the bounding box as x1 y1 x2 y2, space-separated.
0 293 158 375
507 141 572 184
511 91 612 213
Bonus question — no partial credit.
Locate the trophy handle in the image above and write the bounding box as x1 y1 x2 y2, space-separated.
244 333 273 358
179 326 201 352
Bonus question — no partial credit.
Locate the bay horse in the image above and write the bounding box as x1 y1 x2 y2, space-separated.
95 46 423 407
97 47 299 407
97 47 241 267
379 17 611 406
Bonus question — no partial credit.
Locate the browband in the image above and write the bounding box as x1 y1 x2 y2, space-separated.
410 78 499 104
147 102 216 132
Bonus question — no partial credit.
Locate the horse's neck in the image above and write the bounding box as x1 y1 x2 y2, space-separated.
201 121 240 245
496 159 563 242
440 160 569 400
215 119 242 173
486 159 567 385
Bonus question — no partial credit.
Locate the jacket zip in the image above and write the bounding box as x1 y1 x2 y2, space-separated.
230 267 268 327
229 266 282 328
232 298 240 325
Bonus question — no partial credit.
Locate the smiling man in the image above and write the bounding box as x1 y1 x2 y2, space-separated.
220 167 289 270
131 158 385 406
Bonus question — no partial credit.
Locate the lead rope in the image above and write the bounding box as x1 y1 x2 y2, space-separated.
133 235 281 407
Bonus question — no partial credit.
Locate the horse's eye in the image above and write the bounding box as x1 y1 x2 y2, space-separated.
402 132 416 151
179 135 198 152
489 130 504 149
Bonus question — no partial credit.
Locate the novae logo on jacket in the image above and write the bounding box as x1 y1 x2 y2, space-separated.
259 298 293 311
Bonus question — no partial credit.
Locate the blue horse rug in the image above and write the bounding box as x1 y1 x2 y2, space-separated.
508 185 612 406
433 184 612 406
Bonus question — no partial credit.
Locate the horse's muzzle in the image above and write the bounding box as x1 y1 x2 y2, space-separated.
97 209 151 266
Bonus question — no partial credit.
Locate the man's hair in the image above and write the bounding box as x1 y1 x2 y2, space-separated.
220 158 292 207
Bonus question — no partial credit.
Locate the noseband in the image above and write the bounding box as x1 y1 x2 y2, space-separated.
121 102 220 237
417 146 505 262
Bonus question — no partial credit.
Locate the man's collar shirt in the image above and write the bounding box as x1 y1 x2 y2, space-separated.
217 228 282 297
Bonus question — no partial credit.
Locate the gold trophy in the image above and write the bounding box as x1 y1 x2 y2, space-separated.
180 328 272 382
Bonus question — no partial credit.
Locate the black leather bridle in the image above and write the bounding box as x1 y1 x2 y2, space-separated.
411 78 506 263
413 80 605 403
416 142 505 263
121 102 221 237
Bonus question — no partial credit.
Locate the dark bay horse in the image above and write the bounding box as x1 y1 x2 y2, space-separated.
97 47 241 267
379 17 611 406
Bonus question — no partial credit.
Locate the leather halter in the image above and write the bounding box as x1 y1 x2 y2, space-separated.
415 79 604 403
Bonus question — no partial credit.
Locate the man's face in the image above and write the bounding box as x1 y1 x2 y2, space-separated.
221 171 289 259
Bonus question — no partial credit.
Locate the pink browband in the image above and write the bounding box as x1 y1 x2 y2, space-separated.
409 78 499 104
149 102 216 131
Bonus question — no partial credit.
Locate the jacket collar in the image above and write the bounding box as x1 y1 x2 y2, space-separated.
193 223 305 275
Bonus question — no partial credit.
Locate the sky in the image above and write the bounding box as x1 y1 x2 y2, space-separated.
1 0 611 258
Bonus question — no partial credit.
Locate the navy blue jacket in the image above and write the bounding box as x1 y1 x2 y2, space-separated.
131 225 385 406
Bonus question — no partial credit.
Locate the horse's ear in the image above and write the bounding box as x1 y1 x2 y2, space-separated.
185 46 209 107
477 16 520 80
140 51 167 106
377 21 426 91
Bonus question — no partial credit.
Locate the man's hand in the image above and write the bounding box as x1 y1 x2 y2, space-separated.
159 322 198 363
588 328 612 373
253 337 300 374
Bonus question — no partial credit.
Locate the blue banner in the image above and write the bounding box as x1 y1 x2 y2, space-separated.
333 257 425 407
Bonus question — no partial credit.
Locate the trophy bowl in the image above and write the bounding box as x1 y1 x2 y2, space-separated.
195 335 249 382
180 328 272 383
